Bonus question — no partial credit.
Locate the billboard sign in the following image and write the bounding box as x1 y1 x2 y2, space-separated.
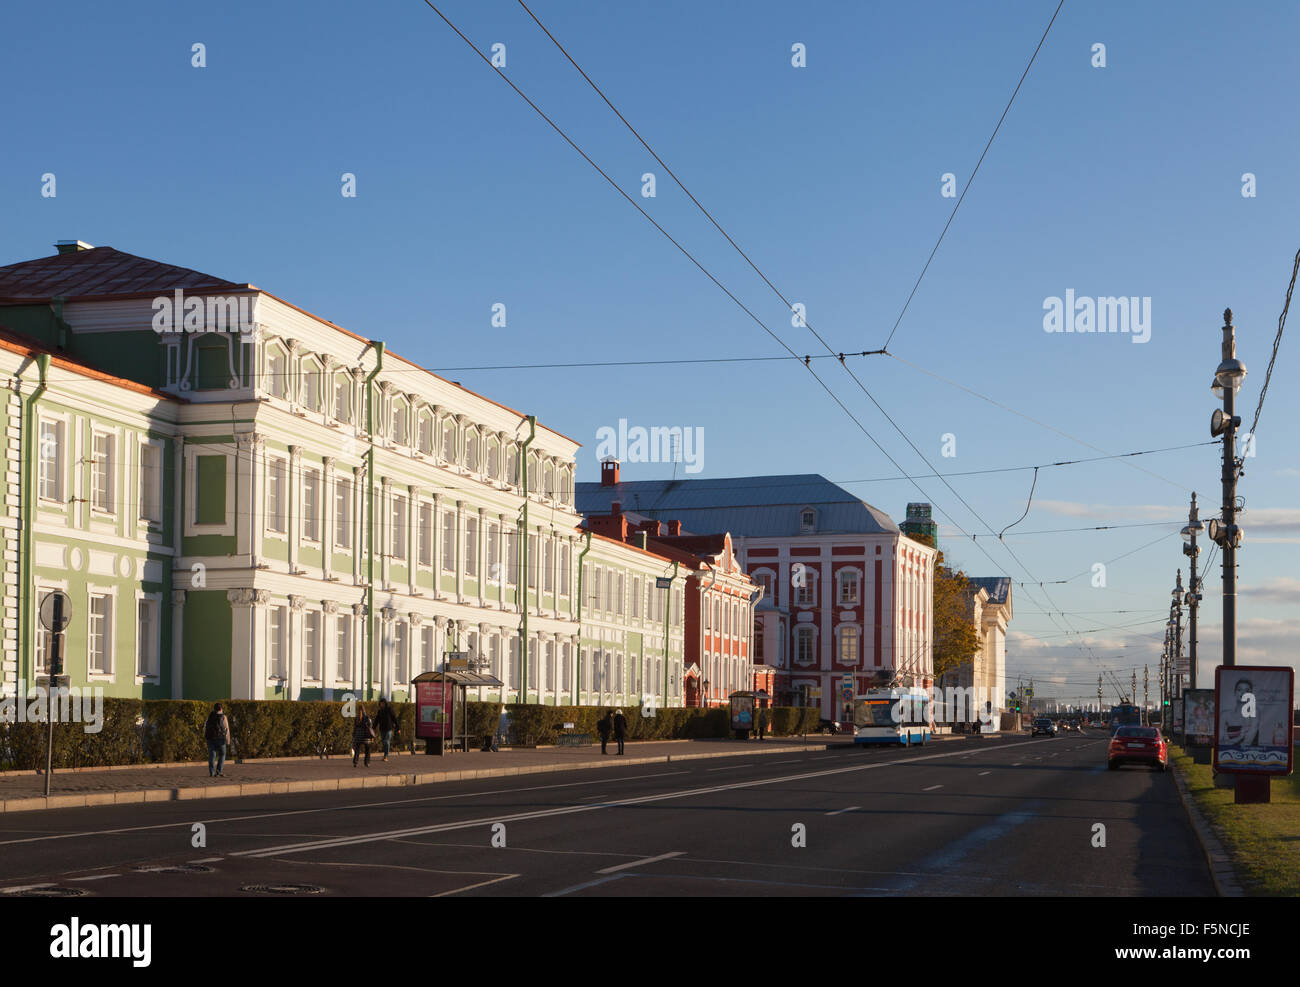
1214 665 1294 775
415 680 452 740
1183 689 1214 746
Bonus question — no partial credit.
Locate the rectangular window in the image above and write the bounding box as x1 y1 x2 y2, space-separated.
88 593 112 674
336 613 352 681
91 432 115 513
391 404 406 445
334 377 351 423
394 621 408 685
267 458 287 533
559 543 569 596
441 511 456 571
506 528 518 586
543 539 554 593
839 626 860 665
441 422 455 462
487 522 500 580
194 454 226 525
269 606 286 678
335 477 352 549
391 493 407 561
268 351 286 398
137 598 158 677
527 534 538 590
38 420 63 502
616 573 624 615
418 503 433 566
839 570 860 605
421 625 434 674
632 576 641 618
465 516 478 578
796 629 814 666
418 415 433 455
139 442 162 522
304 610 321 680
303 469 321 541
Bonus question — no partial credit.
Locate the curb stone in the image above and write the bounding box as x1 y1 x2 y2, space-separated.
1170 757 1244 897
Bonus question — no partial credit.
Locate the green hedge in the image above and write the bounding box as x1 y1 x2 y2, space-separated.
0 699 818 770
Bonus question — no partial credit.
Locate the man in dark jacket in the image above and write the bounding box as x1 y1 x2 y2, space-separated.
613 709 627 755
597 711 613 755
204 703 231 777
374 698 399 762
353 707 375 767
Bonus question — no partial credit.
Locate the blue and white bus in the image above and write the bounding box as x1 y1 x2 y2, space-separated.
853 688 932 746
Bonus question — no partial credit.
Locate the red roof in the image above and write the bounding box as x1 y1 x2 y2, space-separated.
0 246 251 303
0 325 182 402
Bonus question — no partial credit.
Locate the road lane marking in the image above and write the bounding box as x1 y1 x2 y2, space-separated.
1012 763 1024 766
772 760 802 765
825 806 860 816
67 874 118 881
706 765 752 771
433 874 519 896
0 770 690 848
923 785 943 791
231 738 1061 860
597 851 685 874
978 771 992 776
190 857 223 863
543 873 629 897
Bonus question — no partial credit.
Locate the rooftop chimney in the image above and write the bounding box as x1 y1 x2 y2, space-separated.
600 458 620 487
635 532 648 550
640 519 661 537
611 501 622 516
667 520 682 536
55 240 94 255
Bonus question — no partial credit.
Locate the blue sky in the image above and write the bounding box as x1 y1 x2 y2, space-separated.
4 0 1297 703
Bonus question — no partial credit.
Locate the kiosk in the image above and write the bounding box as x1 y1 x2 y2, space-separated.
729 691 756 740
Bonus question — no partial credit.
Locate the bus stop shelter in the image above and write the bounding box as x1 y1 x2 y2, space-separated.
412 669 502 755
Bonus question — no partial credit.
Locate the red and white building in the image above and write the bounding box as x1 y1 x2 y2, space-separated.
578 466 935 718
584 496 761 707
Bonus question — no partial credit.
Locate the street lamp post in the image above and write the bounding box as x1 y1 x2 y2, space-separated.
1181 494 1203 690
1209 309 1246 668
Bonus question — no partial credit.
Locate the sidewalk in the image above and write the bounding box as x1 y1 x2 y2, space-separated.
0 735 854 814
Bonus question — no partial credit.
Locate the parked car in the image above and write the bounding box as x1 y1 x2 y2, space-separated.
1108 725 1168 771
1032 717 1057 737
818 718 845 735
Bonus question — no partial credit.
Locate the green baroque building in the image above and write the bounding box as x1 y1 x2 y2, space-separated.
0 241 685 708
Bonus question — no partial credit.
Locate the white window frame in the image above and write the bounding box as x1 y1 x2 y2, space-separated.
266 456 289 536
87 587 116 679
37 416 66 504
90 429 117 516
135 592 161 681
838 567 861 605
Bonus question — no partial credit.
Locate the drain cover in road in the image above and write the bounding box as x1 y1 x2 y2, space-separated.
240 883 325 895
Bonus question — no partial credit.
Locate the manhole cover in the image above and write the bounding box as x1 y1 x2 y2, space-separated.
240 883 325 895
133 863 215 874
4 886 89 897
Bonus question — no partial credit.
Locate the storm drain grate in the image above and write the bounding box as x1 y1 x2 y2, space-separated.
240 883 325 895
132 863 215 874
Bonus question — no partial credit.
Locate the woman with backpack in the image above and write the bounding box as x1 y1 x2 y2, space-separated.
352 705 376 767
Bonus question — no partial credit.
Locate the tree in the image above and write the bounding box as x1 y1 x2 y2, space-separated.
932 551 981 684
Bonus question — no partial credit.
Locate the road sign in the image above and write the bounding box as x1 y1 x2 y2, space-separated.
445 653 469 672
840 673 854 700
39 591 72 632
655 577 672 590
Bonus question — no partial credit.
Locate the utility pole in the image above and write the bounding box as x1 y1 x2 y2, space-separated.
1131 671 1137 706
1173 570 1184 705
1182 494 1203 690
1143 665 1149 712
1211 309 1246 667
1097 675 1103 713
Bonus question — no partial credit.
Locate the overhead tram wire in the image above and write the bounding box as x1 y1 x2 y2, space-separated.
1240 244 1298 470
510 0 1124 675
426 0 1113 680
880 0 1066 350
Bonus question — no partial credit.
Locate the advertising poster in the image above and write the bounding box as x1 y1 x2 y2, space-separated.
1214 666 1294 775
1183 689 1214 746
416 680 452 740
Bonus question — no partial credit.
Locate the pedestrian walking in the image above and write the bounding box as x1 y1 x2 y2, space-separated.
374 697 399 761
353 706 375 767
204 702 231 778
757 705 768 742
613 708 627 755
597 710 613 755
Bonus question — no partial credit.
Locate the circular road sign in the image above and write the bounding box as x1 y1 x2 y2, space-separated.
39 590 72 633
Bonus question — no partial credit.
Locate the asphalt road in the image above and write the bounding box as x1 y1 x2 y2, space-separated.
0 732 1213 897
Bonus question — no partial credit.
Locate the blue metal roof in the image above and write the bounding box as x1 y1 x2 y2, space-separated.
576 474 900 537
968 576 1012 604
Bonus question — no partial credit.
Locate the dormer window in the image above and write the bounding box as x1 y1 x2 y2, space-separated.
302 361 322 412
334 374 351 423
800 508 816 533
441 418 455 462
465 429 479 471
266 347 287 399
390 401 407 445
418 412 433 455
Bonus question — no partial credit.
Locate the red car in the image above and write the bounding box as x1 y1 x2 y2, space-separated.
1108 725 1168 771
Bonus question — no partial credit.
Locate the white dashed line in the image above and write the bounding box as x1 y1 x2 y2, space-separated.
978 771 992 776
597 851 685 874
825 806 861 816
923 785 943 791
